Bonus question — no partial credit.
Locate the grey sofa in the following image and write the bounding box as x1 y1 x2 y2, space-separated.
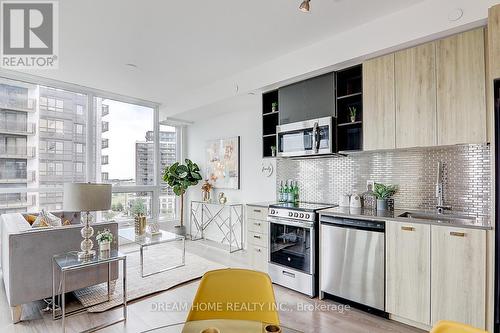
0 213 119 323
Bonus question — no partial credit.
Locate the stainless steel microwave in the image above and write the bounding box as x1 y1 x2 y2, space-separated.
276 116 334 157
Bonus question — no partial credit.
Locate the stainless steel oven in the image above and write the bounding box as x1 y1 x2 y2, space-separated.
276 116 334 158
268 216 316 297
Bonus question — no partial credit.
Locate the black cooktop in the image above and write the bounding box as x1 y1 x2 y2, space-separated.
270 202 336 212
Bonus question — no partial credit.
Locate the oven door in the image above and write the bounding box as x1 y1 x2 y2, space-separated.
277 116 333 157
268 217 314 275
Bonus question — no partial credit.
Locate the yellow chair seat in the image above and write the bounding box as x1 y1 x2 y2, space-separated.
431 320 487 333
187 268 280 325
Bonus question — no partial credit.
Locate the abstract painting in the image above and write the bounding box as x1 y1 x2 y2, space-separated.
205 136 240 189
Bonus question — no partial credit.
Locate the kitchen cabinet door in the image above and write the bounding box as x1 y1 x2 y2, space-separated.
363 54 396 151
395 43 437 148
436 28 487 145
386 222 431 325
431 226 486 328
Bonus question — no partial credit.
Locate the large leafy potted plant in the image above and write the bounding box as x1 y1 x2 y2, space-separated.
373 183 398 211
163 159 202 233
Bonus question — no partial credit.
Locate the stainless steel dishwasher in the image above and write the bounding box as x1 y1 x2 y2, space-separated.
319 215 385 311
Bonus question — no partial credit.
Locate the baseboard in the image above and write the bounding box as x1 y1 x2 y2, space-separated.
389 314 432 331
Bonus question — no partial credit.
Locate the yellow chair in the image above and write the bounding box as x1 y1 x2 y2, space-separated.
431 320 487 333
186 268 280 325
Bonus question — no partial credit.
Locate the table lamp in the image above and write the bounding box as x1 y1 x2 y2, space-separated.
63 183 112 260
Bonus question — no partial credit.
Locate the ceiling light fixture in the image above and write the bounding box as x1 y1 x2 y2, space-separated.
125 63 138 69
299 0 311 13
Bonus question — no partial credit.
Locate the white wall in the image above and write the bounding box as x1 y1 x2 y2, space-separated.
184 94 276 227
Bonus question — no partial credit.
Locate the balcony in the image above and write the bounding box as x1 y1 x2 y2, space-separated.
102 121 109 133
0 170 35 183
0 146 36 159
0 193 36 209
102 138 109 149
0 98 36 113
0 121 36 135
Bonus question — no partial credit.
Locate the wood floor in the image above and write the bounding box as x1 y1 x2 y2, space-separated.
0 238 425 333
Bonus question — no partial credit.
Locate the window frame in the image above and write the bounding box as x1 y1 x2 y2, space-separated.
0 70 178 224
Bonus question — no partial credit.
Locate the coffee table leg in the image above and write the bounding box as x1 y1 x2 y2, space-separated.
107 262 111 301
140 245 144 278
123 257 127 320
61 271 65 333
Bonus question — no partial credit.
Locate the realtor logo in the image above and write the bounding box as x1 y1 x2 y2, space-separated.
1 1 59 68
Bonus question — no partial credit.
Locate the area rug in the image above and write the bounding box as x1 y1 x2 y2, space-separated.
74 243 225 312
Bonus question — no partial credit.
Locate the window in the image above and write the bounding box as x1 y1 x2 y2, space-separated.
0 76 174 223
74 143 84 154
76 104 84 115
75 123 84 135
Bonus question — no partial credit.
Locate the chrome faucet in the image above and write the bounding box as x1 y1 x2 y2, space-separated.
436 161 451 214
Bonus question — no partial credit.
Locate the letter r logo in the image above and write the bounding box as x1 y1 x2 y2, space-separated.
2 2 53 55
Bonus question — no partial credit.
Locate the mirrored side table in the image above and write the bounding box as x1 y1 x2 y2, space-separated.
52 250 127 333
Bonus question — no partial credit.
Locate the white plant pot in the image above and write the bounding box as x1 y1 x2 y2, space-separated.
99 241 111 252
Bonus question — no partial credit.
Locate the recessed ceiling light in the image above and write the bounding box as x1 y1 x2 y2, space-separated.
125 63 138 69
299 0 311 13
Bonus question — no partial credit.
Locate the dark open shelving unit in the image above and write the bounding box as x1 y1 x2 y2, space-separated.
336 65 363 152
262 90 279 158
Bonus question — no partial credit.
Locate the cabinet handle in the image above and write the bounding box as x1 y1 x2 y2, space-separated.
253 209 262 213
450 231 466 237
401 226 415 231
255 248 261 252
253 235 261 239
253 222 262 226
282 270 295 278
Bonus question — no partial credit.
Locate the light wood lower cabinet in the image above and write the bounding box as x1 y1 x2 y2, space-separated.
246 205 268 273
386 223 487 329
431 226 486 328
386 222 431 325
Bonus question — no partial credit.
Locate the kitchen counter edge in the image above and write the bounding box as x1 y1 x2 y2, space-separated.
319 208 492 230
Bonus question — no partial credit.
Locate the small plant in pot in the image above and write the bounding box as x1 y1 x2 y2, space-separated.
349 106 357 123
373 183 398 211
96 229 113 253
271 102 278 112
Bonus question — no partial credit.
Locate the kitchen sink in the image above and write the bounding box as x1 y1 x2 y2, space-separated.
397 211 477 224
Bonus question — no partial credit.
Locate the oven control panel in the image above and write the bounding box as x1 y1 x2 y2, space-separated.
268 208 315 222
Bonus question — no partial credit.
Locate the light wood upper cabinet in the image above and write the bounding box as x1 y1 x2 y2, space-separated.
363 54 396 151
386 222 431 325
431 226 486 329
395 43 437 148
436 28 487 145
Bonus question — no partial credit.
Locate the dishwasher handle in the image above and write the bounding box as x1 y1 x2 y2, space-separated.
320 216 385 232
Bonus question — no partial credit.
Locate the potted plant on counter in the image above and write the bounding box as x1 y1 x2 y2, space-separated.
373 183 398 211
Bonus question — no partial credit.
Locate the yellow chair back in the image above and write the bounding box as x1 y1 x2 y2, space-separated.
187 268 280 325
431 320 487 333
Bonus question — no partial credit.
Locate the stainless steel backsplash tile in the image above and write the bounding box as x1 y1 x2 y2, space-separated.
276 144 491 216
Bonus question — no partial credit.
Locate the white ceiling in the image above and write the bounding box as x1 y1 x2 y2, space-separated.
22 0 425 113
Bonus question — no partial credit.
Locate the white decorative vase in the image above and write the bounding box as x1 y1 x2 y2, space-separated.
99 241 110 252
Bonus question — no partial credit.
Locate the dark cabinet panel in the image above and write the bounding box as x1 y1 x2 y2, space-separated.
279 73 335 125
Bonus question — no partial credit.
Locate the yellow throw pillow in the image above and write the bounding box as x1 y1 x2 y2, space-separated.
25 214 37 225
63 220 72 226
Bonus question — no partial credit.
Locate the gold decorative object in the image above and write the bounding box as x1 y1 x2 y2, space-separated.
218 192 227 204
201 179 213 202
135 213 147 236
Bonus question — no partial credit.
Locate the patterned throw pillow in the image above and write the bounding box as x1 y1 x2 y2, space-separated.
32 210 62 228
24 214 37 225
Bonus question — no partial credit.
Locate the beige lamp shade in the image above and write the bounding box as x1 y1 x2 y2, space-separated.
63 183 112 212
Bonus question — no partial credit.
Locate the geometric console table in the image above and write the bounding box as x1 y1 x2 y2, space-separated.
190 201 244 253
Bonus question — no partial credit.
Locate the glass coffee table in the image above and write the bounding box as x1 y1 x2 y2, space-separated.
119 227 185 277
